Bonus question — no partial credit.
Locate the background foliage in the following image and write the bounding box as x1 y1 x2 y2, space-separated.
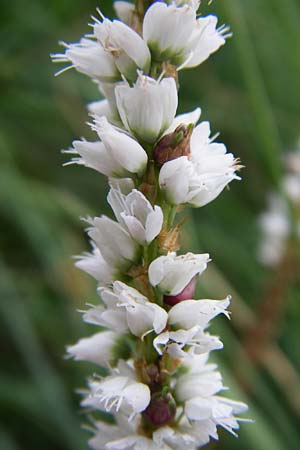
1 0 300 449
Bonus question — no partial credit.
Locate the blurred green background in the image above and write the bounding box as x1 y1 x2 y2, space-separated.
1 0 300 449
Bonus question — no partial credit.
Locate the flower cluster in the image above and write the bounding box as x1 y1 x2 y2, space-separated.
258 150 300 267
53 1 248 448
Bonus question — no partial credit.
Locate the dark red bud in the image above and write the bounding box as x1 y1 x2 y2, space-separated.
164 276 197 306
143 395 176 427
153 124 193 166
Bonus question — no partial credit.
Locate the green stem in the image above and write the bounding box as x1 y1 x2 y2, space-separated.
168 205 177 229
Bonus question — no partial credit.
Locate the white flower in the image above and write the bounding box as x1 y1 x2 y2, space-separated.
283 174 300 203
93 17 150 81
87 215 140 270
67 330 118 366
97 80 124 119
168 297 231 330
51 38 119 82
115 74 178 144
143 2 196 63
143 3 228 68
114 1 135 25
100 281 168 338
153 296 229 357
285 150 300 175
65 128 147 177
91 116 148 176
83 304 129 333
172 0 201 8
183 15 228 69
107 186 163 245
89 414 163 450
164 106 201 135
83 372 150 419
153 327 223 358
159 121 240 207
258 194 290 266
175 354 248 439
89 417 131 450
87 98 121 126
148 252 210 296
75 245 117 285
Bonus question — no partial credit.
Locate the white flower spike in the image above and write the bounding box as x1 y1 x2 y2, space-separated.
53 1 249 448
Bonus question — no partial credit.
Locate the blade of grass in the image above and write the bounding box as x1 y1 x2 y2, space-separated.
220 0 283 186
0 259 85 450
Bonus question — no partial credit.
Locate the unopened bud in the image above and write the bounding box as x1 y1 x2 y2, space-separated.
164 276 197 306
143 394 176 426
154 124 193 166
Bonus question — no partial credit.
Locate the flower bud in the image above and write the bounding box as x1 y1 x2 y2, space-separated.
51 38 119 82
67 331 118 366
115 74 178 144
107 186 163 245
164 276 197 306
143 394 176 426
154 124 193 166
94 18 150 82
148 252 209 296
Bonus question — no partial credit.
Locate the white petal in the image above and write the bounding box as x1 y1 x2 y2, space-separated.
67 331 117 366
144 206 164 243
164 107 201 135
115 75 178 144
169 297 231 329
93 116 148 175
114 1 135 25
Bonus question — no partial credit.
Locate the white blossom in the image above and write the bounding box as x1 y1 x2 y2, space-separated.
114 1 135 26
51 38 119 81
285 149 300 174
108 186 163 245
75 245 117 285
87 98 121 126
168 297 231 329
175 354 248 440
283 174 300 203
67 330 118 366
153 297 229 357
83 371 150 419
159 121 240 207
65 124 147 178
54 1 248 447
148 252 210 296
99 281 168 338
258 194 289 266
143 2 228 68
91 116 148 176
87 216 140 270
115 74 178 143
164 107 201 135
93 17 150 81
153 327 223 358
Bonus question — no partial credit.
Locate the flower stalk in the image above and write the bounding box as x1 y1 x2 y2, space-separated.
53 0 249 448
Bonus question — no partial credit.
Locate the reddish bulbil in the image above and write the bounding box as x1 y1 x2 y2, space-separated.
143 395 176 427
164 276 197 306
